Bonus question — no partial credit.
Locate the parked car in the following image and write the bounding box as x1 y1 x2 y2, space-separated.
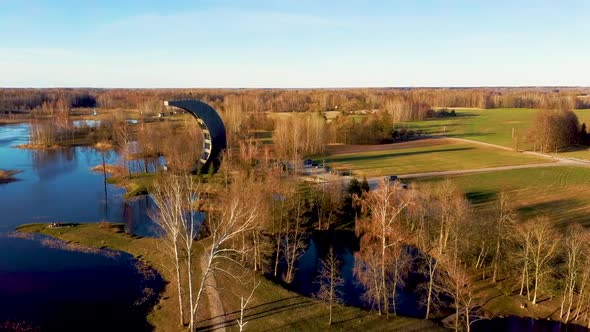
388 175 408 189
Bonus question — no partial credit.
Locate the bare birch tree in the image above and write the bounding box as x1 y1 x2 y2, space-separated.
354 178 411 316
560 224 589 323
236 280 261 332
516 216 559 305
316 246 344 325
190 175 262 330
149 174 186 326
283 192 309 284
179 175 204 331
491 192 515 283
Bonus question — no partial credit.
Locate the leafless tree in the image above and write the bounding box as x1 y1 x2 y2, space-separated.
413 181 470 320
527 109 580 152
492 192 516 283
515 216 559 304
312 182 344 230
354 178 411 316
236 280 261 332
190 175 262 330
178 175 204 331
283 192 309 284
316 246 344 325
560 224 589 323
149 174 187 326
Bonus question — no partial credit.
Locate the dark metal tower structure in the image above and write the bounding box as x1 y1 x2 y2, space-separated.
164 99 227 173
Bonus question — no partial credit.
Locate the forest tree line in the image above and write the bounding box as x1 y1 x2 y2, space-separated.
2 88 590 117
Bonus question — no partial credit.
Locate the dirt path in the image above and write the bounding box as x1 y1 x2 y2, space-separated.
446 136 590 166
201 248 227 332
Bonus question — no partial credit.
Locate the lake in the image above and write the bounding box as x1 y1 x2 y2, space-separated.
0 123 161 331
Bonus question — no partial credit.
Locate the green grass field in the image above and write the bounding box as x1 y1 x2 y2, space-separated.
401 108 590 152
550 146 590 160
323 138 548 177
413 166 590 227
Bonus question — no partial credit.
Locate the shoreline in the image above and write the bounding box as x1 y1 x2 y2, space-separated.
16 222 179 332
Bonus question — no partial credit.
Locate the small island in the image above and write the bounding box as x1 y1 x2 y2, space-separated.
0 169 19 184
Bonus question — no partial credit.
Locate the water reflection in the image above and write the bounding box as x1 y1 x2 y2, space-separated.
30 147 77 180
279 231 427 317
0 234 163 332
0 123 162 331
0 123 156 236
284 231 589 331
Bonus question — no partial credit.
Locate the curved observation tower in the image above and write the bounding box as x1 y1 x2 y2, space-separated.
164 99 227 173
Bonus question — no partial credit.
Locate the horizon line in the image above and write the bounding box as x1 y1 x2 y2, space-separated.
2 85 590 90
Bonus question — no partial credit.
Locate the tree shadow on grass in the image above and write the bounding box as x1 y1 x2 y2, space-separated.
465 191 498 205
516 199 590 226
517 199 579 217
556 145 590 153
197 296 316 332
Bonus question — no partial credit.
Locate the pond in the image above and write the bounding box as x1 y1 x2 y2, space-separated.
0 233 162 332
0 123 161 331
283 230 589 331
281 231 430 318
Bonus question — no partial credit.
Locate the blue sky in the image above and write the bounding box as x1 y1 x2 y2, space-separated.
1 0 589 87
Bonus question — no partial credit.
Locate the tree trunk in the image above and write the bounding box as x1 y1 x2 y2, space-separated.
425 258 436 319
492 236 501 283
187 248 194 330
532 265 540 304
173 241 185 326
519 245 529 296
381 234 388 317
